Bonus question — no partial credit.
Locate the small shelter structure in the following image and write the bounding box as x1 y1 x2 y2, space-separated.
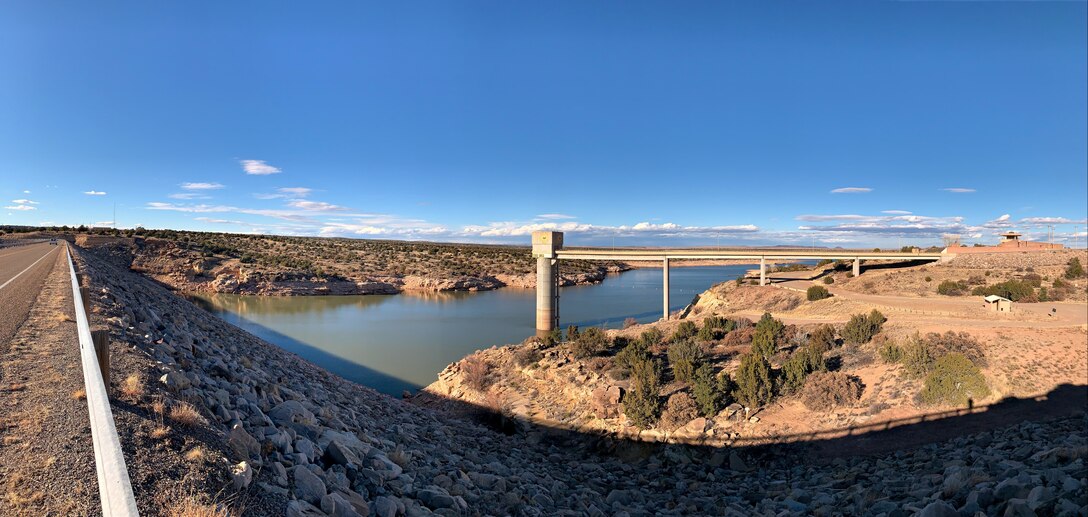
983 295 1012 313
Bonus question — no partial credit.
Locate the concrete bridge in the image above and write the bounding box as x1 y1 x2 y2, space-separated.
531 231 947 336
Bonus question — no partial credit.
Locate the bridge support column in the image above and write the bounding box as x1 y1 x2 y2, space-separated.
533 231 564 337
760 257 767 286
662 257 670 320
853 258 861 277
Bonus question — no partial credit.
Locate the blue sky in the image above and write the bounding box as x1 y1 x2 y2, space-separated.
2 2 1086 247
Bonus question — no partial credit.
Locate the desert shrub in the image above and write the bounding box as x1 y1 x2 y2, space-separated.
696 325 718 342
614 338 651 373
966 275 985 286
570 327 610 359
924 276 932 282
900 337 936 378
808 324 837 353
703 314 731 330
672 321 698 342
734 353 774 408
919 353 990 406
807 285 831 301
720 326 755 348
842 310 886 345
638 328 664 348
937 280 968 296
462 355 492 392
751 312 785 359
667 339 704 383
817 259 833 266
1022 273 1043 288
623 358 663 428
659 392 700 431
1066 257 1085 279
566 325 579 342
514 346 541 367
823 276 834 285
972 280 1036 302
922 331 986 366
878 341 903 364
691 364 732 417
623 317 639 329
1053 278 1069 288
542 328 561 347
801 372 864 411
781 343 827 394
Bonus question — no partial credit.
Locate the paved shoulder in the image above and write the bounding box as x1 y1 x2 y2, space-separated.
0 243 61 348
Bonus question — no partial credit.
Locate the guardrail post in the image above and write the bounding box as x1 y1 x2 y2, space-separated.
92 330 110 390
79 286 91 318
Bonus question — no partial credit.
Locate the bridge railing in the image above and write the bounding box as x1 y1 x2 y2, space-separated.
66 245 140 516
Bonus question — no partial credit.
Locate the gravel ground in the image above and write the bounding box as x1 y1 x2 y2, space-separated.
0 250 99 515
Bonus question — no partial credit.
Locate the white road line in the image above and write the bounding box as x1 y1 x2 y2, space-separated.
0 246 55 290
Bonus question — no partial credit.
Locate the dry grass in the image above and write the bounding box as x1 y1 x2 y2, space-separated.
50 312 73 323
4 472 44 508
161 496 234 517
42 456 56 468
150 426 171 440
71 389 86 400
184 447 207 463
152 399 167 415
7 383 26 392
121 374 145 400
169 402 205 427
388 446 411 468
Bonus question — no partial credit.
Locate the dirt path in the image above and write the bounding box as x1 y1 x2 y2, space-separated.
0 249 99 515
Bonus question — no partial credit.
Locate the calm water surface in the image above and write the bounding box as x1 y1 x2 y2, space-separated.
191 265 762 395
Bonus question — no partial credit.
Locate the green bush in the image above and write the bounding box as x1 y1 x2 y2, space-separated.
734 353 774 408
781 343 827 394
972 280 1037 302
623 357 663 428
937 280 968 296
672 321 698 342
919 353 990 406
691 364 732 417
823 276 834 285
878 341 903 364
842 309 886 345
667 339 703 383
751 312 785 359
801 372 864 411
638 328 664 348
570 327 610 359
1066 257 1085 279
613 339 650 374
807 285 831 301
566 325 579 342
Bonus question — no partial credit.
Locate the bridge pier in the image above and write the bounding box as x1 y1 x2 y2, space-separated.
533 232 563 337
853 258 861 277
760 256 767 286
662 257 670 320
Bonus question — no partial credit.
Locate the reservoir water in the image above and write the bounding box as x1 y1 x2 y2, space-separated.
191 265 759 396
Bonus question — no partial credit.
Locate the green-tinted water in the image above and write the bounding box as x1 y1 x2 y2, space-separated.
191 265 760 395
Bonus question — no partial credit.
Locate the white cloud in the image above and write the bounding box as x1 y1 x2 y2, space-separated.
1021 217 1088 225
288 200 349 212
941 188 976 193
459 221 759 238
278 187 312 197
22 190 30 194
536 213 576 220
4 205 36 211
180 182 224 191
84 190 107 195
241 159 281 175
93 221 115 226
830 187 872 194
882 210 912 215
11 199 38 205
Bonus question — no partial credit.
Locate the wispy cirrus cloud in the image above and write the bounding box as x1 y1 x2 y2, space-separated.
535 213 577 220
941 187 976 193
288 200 348 212
254 187 314 200
4 204 36 211
181 182 224 191
830 187 872 194
84 190 107 195
882 210 912 215
11 199 38 205
241 159 281 175
1020 217 1088 225
459 221 760 238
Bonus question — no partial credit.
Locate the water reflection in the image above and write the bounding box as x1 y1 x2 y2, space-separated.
191 264 794 395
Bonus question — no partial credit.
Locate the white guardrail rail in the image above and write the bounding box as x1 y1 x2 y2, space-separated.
66 245 140 516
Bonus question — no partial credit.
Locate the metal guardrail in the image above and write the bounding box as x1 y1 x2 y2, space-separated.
66 245 140 516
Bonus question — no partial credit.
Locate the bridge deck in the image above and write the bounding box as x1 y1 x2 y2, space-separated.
554 248 944 261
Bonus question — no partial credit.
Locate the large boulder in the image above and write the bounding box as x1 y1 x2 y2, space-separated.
292 465 326 504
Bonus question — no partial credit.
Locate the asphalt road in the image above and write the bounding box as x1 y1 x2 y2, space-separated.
0 242 61 348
